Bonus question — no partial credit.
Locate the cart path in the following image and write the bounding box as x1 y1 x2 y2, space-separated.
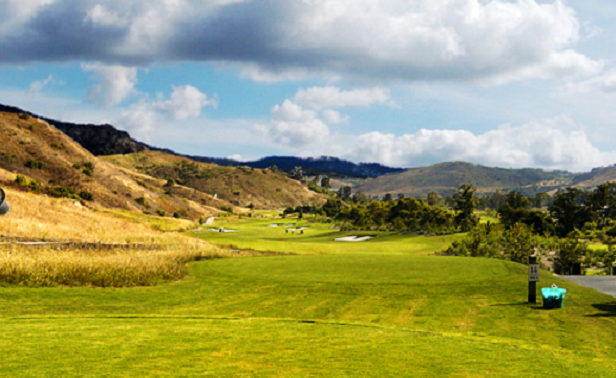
559 276 616 299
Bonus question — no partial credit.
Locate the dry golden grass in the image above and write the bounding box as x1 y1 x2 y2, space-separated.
0 187 226 287
0 243 224 287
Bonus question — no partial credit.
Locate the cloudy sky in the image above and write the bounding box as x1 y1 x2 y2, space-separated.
1 0 616 172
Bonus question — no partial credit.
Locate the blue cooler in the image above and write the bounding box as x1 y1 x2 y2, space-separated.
541 284 566 309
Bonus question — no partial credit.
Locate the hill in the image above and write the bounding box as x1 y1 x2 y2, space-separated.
571 165 616 188
356 161 573 197
0 111 236 219
233 156 404 178
102 151 328 209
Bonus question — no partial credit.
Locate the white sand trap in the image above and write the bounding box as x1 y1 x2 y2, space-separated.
210 228 240 233
204 217 216 226
268 224 280 227
284 224 295 228
335 236 374 242
289 227 308 232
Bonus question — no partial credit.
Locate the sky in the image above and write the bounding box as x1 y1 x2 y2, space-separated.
1 0 616 172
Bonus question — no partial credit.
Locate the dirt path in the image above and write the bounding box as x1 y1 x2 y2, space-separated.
558 276 616 299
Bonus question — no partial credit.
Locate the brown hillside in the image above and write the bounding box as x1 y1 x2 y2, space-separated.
357 162 572 197
102 151 328 209
0 111 231 219
571 166 616 188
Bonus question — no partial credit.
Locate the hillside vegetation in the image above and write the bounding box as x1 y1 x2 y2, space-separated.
357 161 573 197
103 151 328 209
0 111 235 219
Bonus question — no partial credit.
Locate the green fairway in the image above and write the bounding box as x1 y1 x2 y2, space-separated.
2 218 616 376
192 218 463 255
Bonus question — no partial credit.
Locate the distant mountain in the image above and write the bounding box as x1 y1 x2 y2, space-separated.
237 156 404 178
356 161 574 197
0 103 403 179
572 166 616 188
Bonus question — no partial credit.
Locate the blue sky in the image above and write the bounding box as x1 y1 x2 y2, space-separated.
1 0 616 172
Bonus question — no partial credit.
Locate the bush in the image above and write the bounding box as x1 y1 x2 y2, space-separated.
19 113 30 120
48 186 78 199
135 195 150 208
83 162 94 171
73 162 82 169
221 206 234 213
554 239 587 275
15 175 42 192
25 160 44 170
156 209 165 217
82 168 93 177
79 190 93 201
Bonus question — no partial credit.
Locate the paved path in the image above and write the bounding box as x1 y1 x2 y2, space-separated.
204 217 216 226
559 276 616 299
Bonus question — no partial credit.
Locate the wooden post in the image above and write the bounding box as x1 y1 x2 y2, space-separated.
529 255 537 304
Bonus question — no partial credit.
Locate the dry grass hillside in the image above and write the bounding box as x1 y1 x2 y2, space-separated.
0 111 232 219
357 162 573 197
571 166 616 188
0 186 226 286
103 151 328 209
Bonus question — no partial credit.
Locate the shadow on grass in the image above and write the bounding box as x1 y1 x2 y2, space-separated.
491 302 543 309
587 302 616 317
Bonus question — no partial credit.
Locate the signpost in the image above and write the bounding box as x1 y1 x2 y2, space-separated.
528 255 539 303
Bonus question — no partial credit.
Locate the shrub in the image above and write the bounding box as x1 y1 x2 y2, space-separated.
73 162 82 169
48 186 78 199
79 190 93 201
221 206 234 213
19 113 30 120
135 195 150 208
82 168 93 177
25 160 44 170
173 210 187 219
15 175 42 192
83 161 94 171
156 209 165 217
51 142 62 149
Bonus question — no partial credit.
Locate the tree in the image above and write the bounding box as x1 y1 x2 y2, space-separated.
498 191 531 229
427 192 439 207
270 163 278 172
320 176 331 189
352 191 369 204
549 188 590 237
397 193 405 200
554 239 587 275
338 186 352 201
453 184 479 232
322 199 342 217
586 182 616 228
291 166 303 180
383 193 393 202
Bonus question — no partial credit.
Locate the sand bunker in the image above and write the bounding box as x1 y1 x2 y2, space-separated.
210 228 240 233
284 224 295 228
288 227 308 232
335 236 374 242
267 224 281 227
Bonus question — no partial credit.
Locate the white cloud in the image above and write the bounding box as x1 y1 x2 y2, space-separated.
117 84 216 140
0 0 602 84
322 109 349 125
293 87 391 110
155 85 217 120
345 119 616 172
256 100 330 147
82 63 138 106
29 75 59 93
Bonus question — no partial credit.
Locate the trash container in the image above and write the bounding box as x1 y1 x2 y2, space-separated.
541 284 567 309
0 188 8 215
612 264 616 276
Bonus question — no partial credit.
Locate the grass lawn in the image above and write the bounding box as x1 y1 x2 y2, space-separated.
192 218 462 256
2 218 616 376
